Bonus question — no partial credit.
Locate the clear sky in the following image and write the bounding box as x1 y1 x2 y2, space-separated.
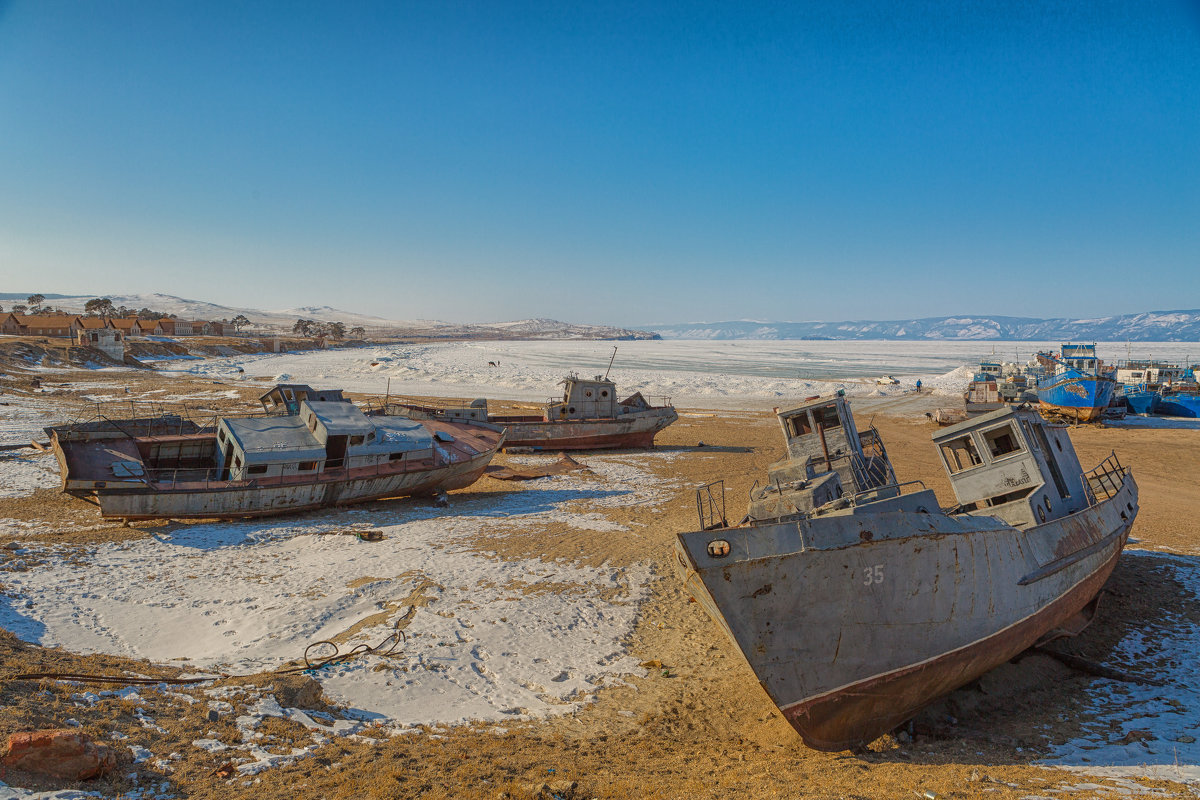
1 1 1198 326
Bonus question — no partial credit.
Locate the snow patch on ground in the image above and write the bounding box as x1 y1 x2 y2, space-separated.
1040 552 1200 784
0 454 664 731
0 452 60 498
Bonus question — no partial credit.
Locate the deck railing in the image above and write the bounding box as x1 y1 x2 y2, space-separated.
695 480 727 531
1081 451 1126 505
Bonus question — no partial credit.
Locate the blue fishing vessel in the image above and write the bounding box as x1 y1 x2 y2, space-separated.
1035 344 1116 422
1158 389 1200 418
1114 360 1190 416
1121 385 1160 416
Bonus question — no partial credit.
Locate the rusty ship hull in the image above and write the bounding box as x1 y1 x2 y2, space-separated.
49 418 504 520
490 407 678 451
675 470 1136 751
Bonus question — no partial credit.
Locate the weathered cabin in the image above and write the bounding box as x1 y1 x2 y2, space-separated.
258 384 347 415
548 375 620 420
933 406 1087 528
216 399 435 480
1056 343 1103 376
748 394 898 519
1114 360 1188 387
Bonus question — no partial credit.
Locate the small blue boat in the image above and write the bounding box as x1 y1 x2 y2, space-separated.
1121 385 1161 416
1114 360 1192 417
1158 391 1200 418
1035 344 1116 422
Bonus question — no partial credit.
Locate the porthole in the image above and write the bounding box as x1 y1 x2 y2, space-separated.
600 390 609 397
568 406 576 414
1037 505 1046 523
585 390 593 397
707 540 731 558
1044 497 1052 513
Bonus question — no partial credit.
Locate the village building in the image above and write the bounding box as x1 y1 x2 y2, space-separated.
152 318 193 336
108 318 148 337
0 313 81 337
75 317 114 333
0 313 25 335
73 325 125 360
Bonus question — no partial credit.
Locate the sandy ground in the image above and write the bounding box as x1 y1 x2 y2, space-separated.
1 367 1198 799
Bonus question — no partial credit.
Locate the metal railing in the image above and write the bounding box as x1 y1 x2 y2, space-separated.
1081 451 1126 505
850 479 927 507
695 480 727 531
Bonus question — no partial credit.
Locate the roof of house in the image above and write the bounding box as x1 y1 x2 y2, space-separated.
108 318 144 331
76 317 112 329
13 314 81 328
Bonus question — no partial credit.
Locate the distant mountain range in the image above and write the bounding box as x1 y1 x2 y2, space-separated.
647 311 1200 342
0 293 659 340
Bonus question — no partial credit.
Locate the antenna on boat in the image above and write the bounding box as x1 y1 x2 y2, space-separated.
385 377 391 408
603 346 618 381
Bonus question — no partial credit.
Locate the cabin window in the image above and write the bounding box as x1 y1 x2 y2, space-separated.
309 417 318 432
815 406 841 431
788 414 813 437
350 435 365 446
940 435 982 473
233 456 242 469
298 461 316 471
388 452 404 461
367 432 375 442
982 423 1022 459
247 465 268 475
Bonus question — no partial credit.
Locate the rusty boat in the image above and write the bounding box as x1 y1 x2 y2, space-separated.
675 393 1137 751
47 384 505 520
391 372 677 451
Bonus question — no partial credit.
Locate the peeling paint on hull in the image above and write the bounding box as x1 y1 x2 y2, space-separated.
501 409 677 451
676 473 1137 751
90 448 499 520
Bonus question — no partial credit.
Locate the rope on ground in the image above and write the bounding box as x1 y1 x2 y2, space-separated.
280 605 416 674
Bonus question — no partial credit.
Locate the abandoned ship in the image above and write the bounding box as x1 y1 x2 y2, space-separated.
46 384 506 520
674 393 1137 751
388 372 678 451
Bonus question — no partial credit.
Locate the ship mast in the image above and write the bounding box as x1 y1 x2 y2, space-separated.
603 346 618 381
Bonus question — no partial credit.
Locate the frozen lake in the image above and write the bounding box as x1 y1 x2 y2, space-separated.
158 339 1200 409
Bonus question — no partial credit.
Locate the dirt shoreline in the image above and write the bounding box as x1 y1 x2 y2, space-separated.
1 367 1197 799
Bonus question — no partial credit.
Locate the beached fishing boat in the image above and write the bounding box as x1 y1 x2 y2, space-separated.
964 362 1004 416
1113 360 1190 416
46 384 505 520
1035 344 1117 422
389 373 677 451
675 395 1136 751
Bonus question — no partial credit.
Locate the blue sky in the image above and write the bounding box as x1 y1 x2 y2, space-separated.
1 1 1197 326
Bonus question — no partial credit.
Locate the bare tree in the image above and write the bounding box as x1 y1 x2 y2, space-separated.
350 326 366 339
231 314 250 332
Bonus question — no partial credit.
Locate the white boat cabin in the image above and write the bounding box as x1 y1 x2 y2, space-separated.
216 399 435 480
933 406 1087 528
1114 361 1188 388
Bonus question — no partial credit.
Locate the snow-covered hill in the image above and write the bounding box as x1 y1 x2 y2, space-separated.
648 311 1200 342
0 293 657 340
